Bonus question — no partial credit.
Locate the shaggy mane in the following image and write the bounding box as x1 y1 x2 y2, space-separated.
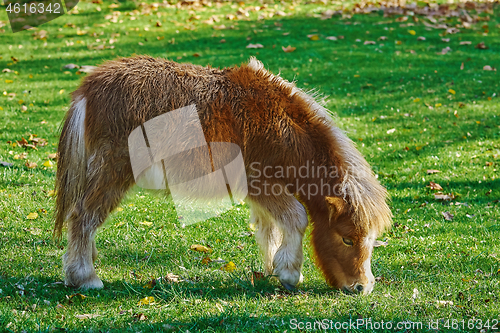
246 58 392 235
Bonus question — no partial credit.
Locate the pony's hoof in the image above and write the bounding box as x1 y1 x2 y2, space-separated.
79 278 104 290
280 281 296 291
65 276 104 290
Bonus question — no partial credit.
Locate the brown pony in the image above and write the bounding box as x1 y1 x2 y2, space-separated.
54 56 392 294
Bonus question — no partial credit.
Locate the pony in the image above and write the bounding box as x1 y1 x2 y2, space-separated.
54 56 392 294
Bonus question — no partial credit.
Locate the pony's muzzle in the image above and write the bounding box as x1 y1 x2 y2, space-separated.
343 282 374 295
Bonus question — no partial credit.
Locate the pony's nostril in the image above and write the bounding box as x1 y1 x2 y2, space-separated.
355 284 364 293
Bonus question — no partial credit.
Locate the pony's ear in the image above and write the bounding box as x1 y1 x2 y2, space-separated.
325 196 345 222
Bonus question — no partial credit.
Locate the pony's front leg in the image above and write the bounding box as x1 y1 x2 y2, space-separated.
254 196 308 290
251 205 282 276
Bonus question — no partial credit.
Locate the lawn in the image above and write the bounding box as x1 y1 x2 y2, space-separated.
0 0 499 332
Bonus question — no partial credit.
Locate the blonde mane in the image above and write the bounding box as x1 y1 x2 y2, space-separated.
247 57 392 235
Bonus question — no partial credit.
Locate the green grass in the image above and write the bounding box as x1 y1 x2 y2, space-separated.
0 0 499 332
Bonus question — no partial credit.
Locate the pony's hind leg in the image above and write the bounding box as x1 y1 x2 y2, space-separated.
64 149 134 289
251 195 308 290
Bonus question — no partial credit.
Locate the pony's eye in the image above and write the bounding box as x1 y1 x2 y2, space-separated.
342 237 354 246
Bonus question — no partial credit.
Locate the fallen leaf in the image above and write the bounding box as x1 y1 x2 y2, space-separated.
251 271 265 286
0 161 13 167
434 193 453 200
161 273 180 283
25 161 37 169
427 181 443 190
427 169 441 174
308 34 320 41
460 41 472 45
43 160 54 168
326 36 337 40
436 300 453 307
190 244 212 253
27 212 38 220
246 43 263 49
364 40 376 45
63 64 79 69
48 190 56 197
483 65 494 71
282 45 296 53
448 89 456 95
387 128 396 134
48 153 58 160
69 293 87 300
78 66 96 74
417 36 426 41
139 221 153 226
201 257 211 264
138 296 155 306
438 47 452 55
213 24 226 30
221 261 236 272
133 313 147 321
475 42 488 49
441 211 454 221
75 314 100 319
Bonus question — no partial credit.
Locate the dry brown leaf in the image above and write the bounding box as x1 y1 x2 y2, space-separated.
427 181 443 190
282 45 296 53
25 161 37 169
475 42 488 49
426 169 441 174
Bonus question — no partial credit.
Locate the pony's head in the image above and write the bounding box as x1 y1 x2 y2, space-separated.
307 169 392 294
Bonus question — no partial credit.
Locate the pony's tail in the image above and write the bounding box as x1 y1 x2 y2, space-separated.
54 96 88 239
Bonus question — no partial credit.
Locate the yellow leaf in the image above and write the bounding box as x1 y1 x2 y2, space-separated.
413 98 420 102
308 34 319 41
48 190 56 197
29 74 33 78
448 89 456 95
5 80 13 83
138 296 155 306
476 121 481 124
435 103 442 107
27 212 38 220
59 89 65 95
116 207 123 212
354 74 360 78
139 221 152 226
409 30 416 35
18 100 24 105
43 160 54 168
0 106 3 110
190 244 213 253
221 261 236 272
